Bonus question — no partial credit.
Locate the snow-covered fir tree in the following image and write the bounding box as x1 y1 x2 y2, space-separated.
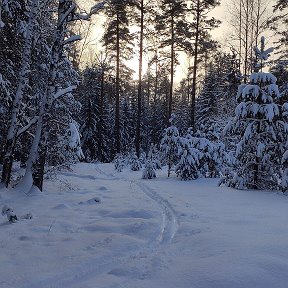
142 160 156 179
130 152 141 171
175 136 200 180
142 144 158 179
196 51 241 130
186 128 226 178
76 66 112 162
113 153 125 172
223 37 287 190
148 144 162 170
160 114 180 177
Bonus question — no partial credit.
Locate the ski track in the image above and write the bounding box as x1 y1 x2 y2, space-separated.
23 165 179 288
94 164 179 244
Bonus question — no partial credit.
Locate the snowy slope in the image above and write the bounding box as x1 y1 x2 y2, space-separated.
1 163 288 288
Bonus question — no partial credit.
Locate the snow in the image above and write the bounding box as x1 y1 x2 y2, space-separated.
241 85 260 98
67 122 85 160
250 72 277 84
1 163 288 287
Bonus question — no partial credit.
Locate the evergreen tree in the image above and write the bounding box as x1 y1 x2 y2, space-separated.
130 152 142 171
175 136 200 180
269 0 288 61
160 113 180 177
196 51 241 129
155 0 190 121
186 128 226 178
188 0 220 131
103 0 134 154
142 159 156 179
77 66 112 162
223 37 287 190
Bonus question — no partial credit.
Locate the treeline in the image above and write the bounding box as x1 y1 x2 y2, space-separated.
0 0 287 191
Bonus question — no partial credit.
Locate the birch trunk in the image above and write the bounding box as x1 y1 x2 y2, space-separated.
22 0 75 192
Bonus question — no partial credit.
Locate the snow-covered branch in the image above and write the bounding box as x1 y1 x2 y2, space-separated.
53 85 77 101
89 1 106 16
62 34 81 45
16 116 39 137
60 3 77 24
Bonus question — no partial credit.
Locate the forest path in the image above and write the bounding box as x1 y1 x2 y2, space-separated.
22 163 179 288
3 163 288 288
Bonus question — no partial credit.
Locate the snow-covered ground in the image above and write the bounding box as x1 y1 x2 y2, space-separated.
1 163 288 288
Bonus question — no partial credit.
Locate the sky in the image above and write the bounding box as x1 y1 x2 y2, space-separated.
78 0 231 81
79 0 275 82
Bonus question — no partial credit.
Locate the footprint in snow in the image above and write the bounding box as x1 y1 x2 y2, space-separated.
53 203 70 210
78 197 101 205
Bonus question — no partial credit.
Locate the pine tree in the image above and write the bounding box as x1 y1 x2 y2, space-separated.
282 150 288 192
103 0 134 154
269 0 288 61
142 160 156 179
130 152 142 171
155 0 190 121
188 0 220 131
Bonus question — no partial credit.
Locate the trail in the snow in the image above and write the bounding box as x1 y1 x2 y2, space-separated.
134 181 179 244
23 164 179 288
95 164 179 244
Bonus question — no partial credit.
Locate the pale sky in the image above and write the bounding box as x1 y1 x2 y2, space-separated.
79 0 275 82
79 0 230 79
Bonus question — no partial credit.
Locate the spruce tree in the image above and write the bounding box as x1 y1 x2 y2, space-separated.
175 136 200 180
160 113 180 177
223 37 287 190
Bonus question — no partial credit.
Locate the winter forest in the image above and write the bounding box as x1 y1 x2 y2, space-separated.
0 0 288 287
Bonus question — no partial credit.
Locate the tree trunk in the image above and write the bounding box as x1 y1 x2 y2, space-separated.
115 11 121 154
22 0 75 192
239 0 242 72
1 0 38 187
190 0 200 132
135 0 144 158
32 136 47 191
243 0 250 82
169 13 174 122
99 67 105 162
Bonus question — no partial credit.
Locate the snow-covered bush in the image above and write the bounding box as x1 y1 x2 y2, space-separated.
160 114 180 177
114 154 126 172
2 205 17 223
142 160 156 179
130 152 142 171
186 128 227 178
175 137 200 180
148 144 162 170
